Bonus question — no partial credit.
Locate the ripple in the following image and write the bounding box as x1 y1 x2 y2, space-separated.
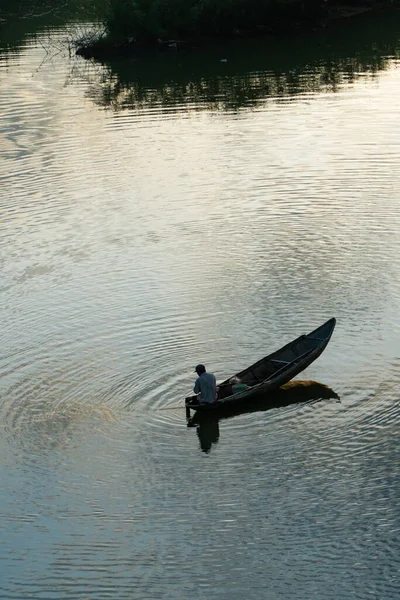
2 19 400 600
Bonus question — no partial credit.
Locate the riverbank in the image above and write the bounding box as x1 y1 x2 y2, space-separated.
76 1 400 61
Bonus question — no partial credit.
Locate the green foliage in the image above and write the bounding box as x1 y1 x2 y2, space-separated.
105 0 328 40
107 0 201 38
0 0 108 21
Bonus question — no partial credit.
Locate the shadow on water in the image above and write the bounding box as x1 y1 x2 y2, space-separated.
82 10 400 113
188 380 340 453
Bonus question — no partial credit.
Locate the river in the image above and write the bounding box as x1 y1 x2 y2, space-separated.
1 10 400 599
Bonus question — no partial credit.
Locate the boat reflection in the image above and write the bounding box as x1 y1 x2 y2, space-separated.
188 380 340 453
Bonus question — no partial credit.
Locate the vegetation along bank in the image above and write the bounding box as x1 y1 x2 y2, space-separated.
76 0 400 60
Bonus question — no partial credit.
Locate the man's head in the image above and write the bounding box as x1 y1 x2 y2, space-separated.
195 364 206 376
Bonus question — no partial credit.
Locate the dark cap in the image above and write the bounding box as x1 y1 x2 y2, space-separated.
194 364 206 375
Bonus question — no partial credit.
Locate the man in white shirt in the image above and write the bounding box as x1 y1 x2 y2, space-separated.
193 364 217 404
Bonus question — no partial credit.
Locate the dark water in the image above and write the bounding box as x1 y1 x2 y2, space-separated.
1 10 400 599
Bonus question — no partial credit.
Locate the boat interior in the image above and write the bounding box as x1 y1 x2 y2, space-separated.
216 331 327 400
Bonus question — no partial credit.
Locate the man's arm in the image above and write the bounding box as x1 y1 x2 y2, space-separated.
194 379 200 394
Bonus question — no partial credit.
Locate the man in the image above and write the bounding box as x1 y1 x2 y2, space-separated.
193 364 217 404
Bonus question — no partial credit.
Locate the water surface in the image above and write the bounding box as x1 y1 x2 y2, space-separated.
1 12 400 599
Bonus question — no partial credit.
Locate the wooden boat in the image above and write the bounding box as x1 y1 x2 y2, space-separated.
185 317 336 413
